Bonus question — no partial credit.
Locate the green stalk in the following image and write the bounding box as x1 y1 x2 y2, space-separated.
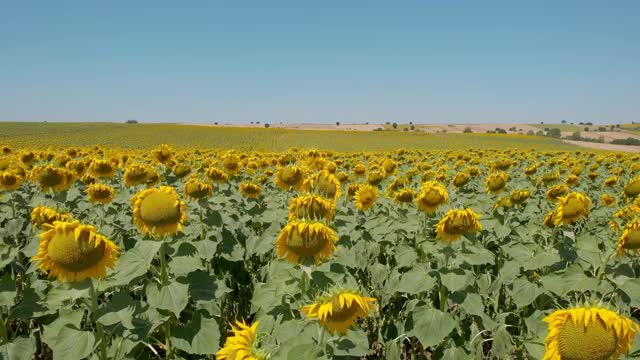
0 308 8 345
90 281 107 360
597 249 616 281
158 242 173 358
440 252 450 312
159 243 168 286
9 192 16 219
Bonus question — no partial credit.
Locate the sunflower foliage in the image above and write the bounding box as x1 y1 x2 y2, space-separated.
0 146 639 359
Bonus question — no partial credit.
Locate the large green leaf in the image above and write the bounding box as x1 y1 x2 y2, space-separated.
146 280 189 317
407 306 456 348
171 311 221 355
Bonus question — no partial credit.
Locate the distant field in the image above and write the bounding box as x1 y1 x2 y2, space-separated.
0 122 580 151
529 123 584 132
621 124 640 133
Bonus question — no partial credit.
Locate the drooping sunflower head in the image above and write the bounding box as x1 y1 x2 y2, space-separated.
543 306 638 360
565 174 580 186
123 164 149 187
216 320 268 360
393 188 417 205
86 183 116 204
452 172 471 188
276 220 337 265
541 171 561 184
31 206 73 228
485 172 509 193
604 176 618 187
617 218 640 256
239 182 262 199
0 171 23 191
89 159 117 179
354 184 379 211
544 211 556 228
336 171 350 184
172 163 191 178
353 163 366 177
300 289 377 335
183 178 213 200
624 176 640 199
151 144 173 164
274 165 305 191
205 167 229 184
416 181 449 214
435 208 482 241
303 170 341 200
494 196 512 210
510 189 531 205
131 186 187 237
553 192 591 225
546 184 569 202
144 167 160 188
30 165 75 192
31 221 120 282
288 194 335 222
366 169 386 186
222 155 241 174
386 176 409 195
601 194 617 207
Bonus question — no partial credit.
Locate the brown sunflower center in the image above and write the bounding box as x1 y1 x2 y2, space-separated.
329 299 360 322
557 317 617 360
47 228 106 272
139 191 182 227
39 169 63 186
1 174 17 186
91 188 112 199
284 227 328 258
94 163 114 176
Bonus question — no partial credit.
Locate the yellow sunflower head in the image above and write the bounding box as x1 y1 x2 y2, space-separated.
452 172 471 188
172 163 191 178
353 164 366 177
276 220 337 265
565 174 580 186
123 164 150 187
300 289 377 335
31 221 120 282
0 171 24 191
624 176 640 199
435 208 482 241
416 181 449 214
303 170 341 200
543 306 638 360
131 186 187 237
617 219 640 256
393 188 417 205
288 194 335 223
485 172 509 193
184 178 213 200
89 159 117 179
543 211 556 228
366 169 386 186
494 196 512 210
553 192 591 225
216 320 268 360
31 206 73 228
601 194 617 207
205 167 229 184
510 190 531 205
274 165 305 191
354 184 379 211
239 182 262 199
30 165 75 192
81 173 97 185
86 183 116 204
151 144 173 164
546 184 569 202
604 176 618 187
346 183 363 199
336 171 350 184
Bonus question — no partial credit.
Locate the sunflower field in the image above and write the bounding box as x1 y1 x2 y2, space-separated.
1 143 640 359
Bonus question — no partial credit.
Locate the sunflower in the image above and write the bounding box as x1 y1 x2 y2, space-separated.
144 167 160 187
546 184 569 202
216 320 268 360
131 186 187 237
354 184 379 211
303 170 341 200
510 190 530 205
31 221 120 282
452 172 471 188
435 208 482 241
205 167 229 184
172 164 191 178
543 211 555 228
353 164 366 177
66 160 87 176
274 165 305 191
393 188 416 205
81 173 97 185
624 176 640 198
416 181 449 214
346 183 363 199
542 306 638 360
30 166 75 192
604 176 618 187
366 170 386 186
565 174 579 186
485 172 509 193
123 164 150 187
617 219 640 256
0 171 23 191
239 182 262 199
276 220 337 264
86 183 116 204
151 144 173 164
601 194 617 207
89 159 117 179
288 194 335 222
31 206 73 228
494 197 512 210
300 290 377 335
553 192 591 225
183 178 213 200
222 155 241 174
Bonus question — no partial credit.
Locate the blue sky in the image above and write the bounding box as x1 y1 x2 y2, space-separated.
1 1 638 124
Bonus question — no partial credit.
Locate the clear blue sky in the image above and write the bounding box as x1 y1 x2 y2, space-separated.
1 1 638 124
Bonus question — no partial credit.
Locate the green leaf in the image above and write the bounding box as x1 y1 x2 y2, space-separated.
42 325 95 360
395 244 418 269
146 280 189 317
394 266 436 295
0 336 36 360
171 312 221 355
330 328 371 357
491 325 513 358
168 255 204 276
619 278 640 308
0 274 16 307
98 240 162 291
508 279 543 308
95 291 138 329
408 306 456 348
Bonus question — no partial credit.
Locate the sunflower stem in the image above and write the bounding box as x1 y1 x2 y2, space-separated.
165 321 173 359
0 308 8 345
9 192 16 219
159 243 168 286
90 281 107 360
597 249 616 281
